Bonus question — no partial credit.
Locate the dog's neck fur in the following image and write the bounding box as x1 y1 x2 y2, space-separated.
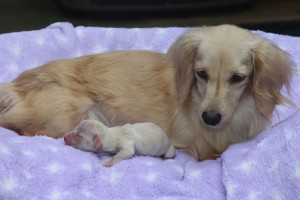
171 89 267 161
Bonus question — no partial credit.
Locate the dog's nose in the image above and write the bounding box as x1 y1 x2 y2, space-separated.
202 111 222 126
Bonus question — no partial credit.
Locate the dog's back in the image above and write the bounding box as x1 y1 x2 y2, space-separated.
0 51 176 138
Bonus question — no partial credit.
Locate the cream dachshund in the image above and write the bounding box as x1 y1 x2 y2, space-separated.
0 25 293 160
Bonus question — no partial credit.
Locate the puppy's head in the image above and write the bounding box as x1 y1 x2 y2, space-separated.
167 25 293 128
64 120 103 151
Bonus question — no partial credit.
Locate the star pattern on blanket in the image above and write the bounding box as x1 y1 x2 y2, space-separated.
0 143 11 156
0 23 299 200
9 44 22 58
35 36 46 46
223 123 300 199
294 166 300 178
1 175 18 193
23 170 34 179
46 162 65 174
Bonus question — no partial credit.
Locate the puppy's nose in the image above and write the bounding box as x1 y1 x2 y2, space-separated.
64 134 73 145
202 111 222 126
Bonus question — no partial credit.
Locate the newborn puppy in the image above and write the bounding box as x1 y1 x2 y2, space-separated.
64 120 176 167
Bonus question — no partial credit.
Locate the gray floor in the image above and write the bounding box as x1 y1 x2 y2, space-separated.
0 0 300 35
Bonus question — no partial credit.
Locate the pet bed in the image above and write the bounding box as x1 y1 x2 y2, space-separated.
0 22 299 200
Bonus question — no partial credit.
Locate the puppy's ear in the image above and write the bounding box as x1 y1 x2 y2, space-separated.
92 135 102 150
167 30 200 103
251 40 293 118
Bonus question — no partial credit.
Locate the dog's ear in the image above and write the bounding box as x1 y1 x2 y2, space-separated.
166 30 200 103
251 40 293 118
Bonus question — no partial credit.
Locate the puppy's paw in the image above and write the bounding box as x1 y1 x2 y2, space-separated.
103 161 113 167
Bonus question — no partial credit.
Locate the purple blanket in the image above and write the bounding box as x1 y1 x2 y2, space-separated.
0 22 299 200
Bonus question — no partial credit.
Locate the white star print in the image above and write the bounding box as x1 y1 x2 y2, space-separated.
23 170 34 179
284 128 295 141
48 189 62 200
226 182 237 198
35 36 45 46
0 144 11 155
46 162 65 174
144 172 158 182
128 190 139 199
22 149 37 158
7 63 20 74
9 45 22 58
269 160 280 172
237 160 254 173
81 162 92 172
48 188 70 200
2 175 18 192
294 166 300 178
272 189 283 200
81 189 95 198
185 169 202 180
107 170 123 184
248 191 260 200
47 145 59 153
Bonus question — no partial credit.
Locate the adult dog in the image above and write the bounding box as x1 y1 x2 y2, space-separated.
0 25 293 160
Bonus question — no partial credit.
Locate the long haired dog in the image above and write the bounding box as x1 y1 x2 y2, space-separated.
0 25 293 160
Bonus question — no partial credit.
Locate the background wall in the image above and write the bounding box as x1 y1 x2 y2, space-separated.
0 0 299 35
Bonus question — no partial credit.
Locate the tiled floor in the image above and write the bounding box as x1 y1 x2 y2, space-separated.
0 0 300 35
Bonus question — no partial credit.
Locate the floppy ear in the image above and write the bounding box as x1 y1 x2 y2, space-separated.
166 30 201 103
251 40 293 118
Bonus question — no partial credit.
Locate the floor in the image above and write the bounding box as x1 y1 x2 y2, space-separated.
0 0 300 36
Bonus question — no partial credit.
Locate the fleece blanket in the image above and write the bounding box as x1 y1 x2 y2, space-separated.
0 22 299 200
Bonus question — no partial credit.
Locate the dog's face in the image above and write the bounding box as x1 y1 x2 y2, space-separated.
167 25 292 129
193 43 254 127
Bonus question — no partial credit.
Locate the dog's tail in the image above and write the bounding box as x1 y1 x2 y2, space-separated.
0 83 18 119
0 83 28 133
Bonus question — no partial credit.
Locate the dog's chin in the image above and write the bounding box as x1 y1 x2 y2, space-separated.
201 122 223 129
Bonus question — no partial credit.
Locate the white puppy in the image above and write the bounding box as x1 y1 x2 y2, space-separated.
64 120 176 167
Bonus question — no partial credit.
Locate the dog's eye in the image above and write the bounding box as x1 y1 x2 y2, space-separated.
196 71 208 81
230 74 246 83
